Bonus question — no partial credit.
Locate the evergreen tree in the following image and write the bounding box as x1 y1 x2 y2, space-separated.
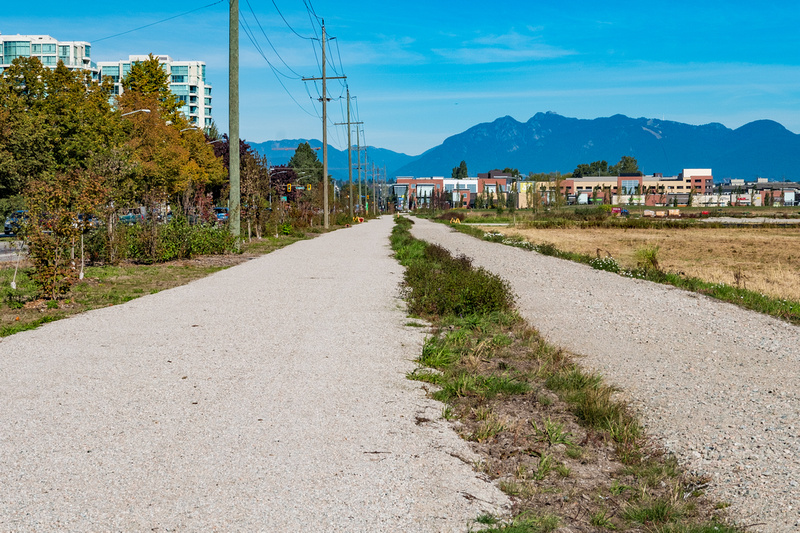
121 54 181 120
451 160 468 179
288 142 323 186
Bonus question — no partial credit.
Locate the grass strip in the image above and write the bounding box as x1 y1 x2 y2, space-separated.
392 215 741 533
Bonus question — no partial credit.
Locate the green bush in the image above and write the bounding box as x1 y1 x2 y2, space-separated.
393 216 514 318
82 218 235 264
403 243 514 317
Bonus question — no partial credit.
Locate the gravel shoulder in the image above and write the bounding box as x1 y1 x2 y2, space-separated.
410 216 800 532
0 215 509 532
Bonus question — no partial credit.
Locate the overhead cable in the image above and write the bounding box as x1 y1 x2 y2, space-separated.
93 0 225 42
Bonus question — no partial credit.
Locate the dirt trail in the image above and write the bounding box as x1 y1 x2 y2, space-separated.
410 216 800 533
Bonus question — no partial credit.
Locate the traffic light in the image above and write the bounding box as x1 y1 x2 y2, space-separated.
287 183 292 192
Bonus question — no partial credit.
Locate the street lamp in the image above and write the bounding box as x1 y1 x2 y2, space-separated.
121 109 151 117
180 127 200 133
206 139 223 145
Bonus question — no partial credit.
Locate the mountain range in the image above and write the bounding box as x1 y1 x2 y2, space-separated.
251 113 800 182
248 139 416 183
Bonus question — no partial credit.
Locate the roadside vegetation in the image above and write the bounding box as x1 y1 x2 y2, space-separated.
391 215 741 533
431 209 800 325
0 54 373 317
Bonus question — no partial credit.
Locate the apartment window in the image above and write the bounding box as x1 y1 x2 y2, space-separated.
42 43 56 54
204 107 211 116
189 85 197 94
204 87 211 95
205 117 212 126
31 44 41 53
85 45 90 58
177 95 187 104
204 98 211 105
189 106 198 114
189 96 197 104
58 45 69 58
4 41 31 62
171 75 186 83
40 56 57 66
172 65 188 76
201 64 206 81
122 63 131 77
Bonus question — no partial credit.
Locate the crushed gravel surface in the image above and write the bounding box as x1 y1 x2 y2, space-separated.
0 216 509 532
410 216 800 532
702 217 800 225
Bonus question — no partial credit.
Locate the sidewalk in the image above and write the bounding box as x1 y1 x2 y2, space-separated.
0 216 508 532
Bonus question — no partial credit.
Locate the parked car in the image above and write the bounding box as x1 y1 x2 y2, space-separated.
119 208 145 224
214 207 229 224
4 210 28 235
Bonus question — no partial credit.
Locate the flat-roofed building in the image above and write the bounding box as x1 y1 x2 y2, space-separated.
97 55 212 129
0 33 96 76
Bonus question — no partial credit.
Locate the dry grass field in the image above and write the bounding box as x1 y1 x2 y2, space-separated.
487 225 800 302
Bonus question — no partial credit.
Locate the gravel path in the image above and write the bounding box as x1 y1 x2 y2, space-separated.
0 216 509 532
410 217 800 532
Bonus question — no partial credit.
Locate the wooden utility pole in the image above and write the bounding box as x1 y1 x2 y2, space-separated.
334 90 362 219
372 161 377 216
302 21 345 228
229 0 240 240
355 127 362 214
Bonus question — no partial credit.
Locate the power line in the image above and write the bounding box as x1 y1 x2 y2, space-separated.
303 0 321 21
93 0 225 42
244 0 304 79
270 0 315 40
239 14 318 117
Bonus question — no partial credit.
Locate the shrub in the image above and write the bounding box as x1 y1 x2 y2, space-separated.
403 244 514 317
635 244 661 271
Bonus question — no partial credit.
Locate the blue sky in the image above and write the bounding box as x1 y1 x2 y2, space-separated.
4 0 800 156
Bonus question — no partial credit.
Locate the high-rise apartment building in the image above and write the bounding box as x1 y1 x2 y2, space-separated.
0 35 212 130
0 33 96 75
97 55 213 129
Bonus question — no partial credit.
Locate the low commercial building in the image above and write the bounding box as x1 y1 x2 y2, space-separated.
518 169 714 208
394 175 513 210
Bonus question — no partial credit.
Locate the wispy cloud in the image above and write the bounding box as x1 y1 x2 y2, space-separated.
339 35 428 66
432 29 575 64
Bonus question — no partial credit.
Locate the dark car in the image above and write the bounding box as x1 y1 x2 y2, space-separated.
4 210 28 235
